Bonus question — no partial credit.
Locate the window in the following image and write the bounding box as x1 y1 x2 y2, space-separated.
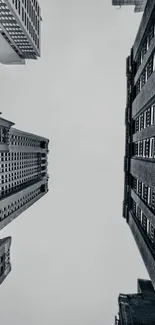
146 108 151 127
145 138 150 157
18 0 21 15
153 53 155 71
148 187 152 206
140 114 144 130
137 206 141 221
143 139 146 157
149 138 154 158
143 184 148 203
141 213 147 232
22 8 24 21
138 180 142 197
148 56 153 79
147 220 155 243
140 141 143 157
135 117 139 132
141 40 147 61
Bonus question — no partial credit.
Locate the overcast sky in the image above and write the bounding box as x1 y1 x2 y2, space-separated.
0 1 150 324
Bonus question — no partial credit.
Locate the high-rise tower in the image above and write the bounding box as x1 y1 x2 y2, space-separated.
0 0 41 64
123 0 155 288
115 279 155 325
0 115 49 230
0 236 11 285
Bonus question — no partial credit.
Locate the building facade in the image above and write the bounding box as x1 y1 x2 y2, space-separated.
123 0 155 289
0 236 11 285
115 279 155 325
112 0 147 12
0 115 49 230
0 0 41 64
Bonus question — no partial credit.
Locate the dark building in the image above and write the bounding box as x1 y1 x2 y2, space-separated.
123 0 155 288
0 115 49 230
115 279 155 325
0 237 11 286
112 0 147 13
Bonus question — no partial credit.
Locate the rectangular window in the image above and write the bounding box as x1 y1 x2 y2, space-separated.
140 113 144 130
137 206 141 221
144 111 146 128
18 0 20 15
145 138 150 157
146 107 151 127
134 142 138 156
149 138 154 158
148 187 152 206
138 141 140 157
140 141 143 157
153 53 155 71
22 8 24 21
143 139 146 157
147 56 153 79
135 117 139 132
141 40 147 60
143 184 148 203
136 79 140 95
138 180 142 197
151 105 155 124
141 213 147 232
140 69 146 88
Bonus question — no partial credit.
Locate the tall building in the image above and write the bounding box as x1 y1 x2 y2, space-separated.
0 115 49 230
0 0 41 65
123 0 155 288
112 0 147 12
115 279 155 324
0 236 11 285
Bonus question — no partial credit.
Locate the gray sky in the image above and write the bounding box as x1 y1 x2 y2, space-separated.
0 1 149 324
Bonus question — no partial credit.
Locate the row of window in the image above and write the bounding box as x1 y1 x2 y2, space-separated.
136 21 155 72
0 160 39 168
10 134 41 147
0 152 38 160
0 176 42 197
22 7 39 47
136 53 155 96
0 186 41 221
133 137 154 158
131 198 155 245
22 0 40 17
135 104 155 133
132 176 155 212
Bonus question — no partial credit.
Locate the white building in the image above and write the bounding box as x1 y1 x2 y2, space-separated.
112 0 147 12
0 0 41 65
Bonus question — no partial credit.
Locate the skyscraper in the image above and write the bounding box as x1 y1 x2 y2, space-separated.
123 0 155 288
0 236 11 286
112 0 147 12
0 115 49 230
0 0 41 65
115 279 155 325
